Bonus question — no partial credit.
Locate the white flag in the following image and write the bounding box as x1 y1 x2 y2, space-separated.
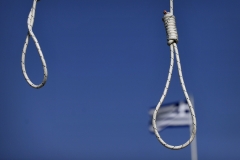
149 101 192 132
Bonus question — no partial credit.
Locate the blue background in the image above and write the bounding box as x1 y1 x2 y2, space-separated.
0 0 240 159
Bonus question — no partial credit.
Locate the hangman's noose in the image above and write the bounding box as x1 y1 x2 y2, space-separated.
21 0 48 89
152 0 197 150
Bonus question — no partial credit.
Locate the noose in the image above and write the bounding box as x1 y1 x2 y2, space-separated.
21 0 48 89
152 0 197 150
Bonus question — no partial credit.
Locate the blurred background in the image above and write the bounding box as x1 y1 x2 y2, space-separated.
0 0 240 159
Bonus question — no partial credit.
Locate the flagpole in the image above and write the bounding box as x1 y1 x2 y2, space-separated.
190 96 198 160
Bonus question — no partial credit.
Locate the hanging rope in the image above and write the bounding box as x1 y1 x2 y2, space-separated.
21 0 48 89
152 0 197 150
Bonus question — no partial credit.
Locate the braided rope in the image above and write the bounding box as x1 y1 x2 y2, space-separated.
170 0 173 14
152 0 197 150
21 0 47 89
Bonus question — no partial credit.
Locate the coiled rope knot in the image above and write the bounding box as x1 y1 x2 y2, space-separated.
162 10 178 46
21 0 48 89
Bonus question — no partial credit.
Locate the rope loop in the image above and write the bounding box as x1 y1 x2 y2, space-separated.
152 1 197 150
21 0 47 89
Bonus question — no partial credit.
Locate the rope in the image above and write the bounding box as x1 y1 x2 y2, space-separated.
162 11 178 46
152 0 197 150
21 0 48 89
170 0 173 14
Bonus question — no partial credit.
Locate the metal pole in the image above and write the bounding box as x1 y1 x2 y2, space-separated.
190 96 198 160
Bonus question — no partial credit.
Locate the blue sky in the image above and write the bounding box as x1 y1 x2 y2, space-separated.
1 0 240 159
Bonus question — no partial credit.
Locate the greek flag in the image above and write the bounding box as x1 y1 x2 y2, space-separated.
149 100 192 132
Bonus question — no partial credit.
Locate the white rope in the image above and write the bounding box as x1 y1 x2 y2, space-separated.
152 0 197 150
162 11 178 46
21 0 48 89
170 0 173 14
